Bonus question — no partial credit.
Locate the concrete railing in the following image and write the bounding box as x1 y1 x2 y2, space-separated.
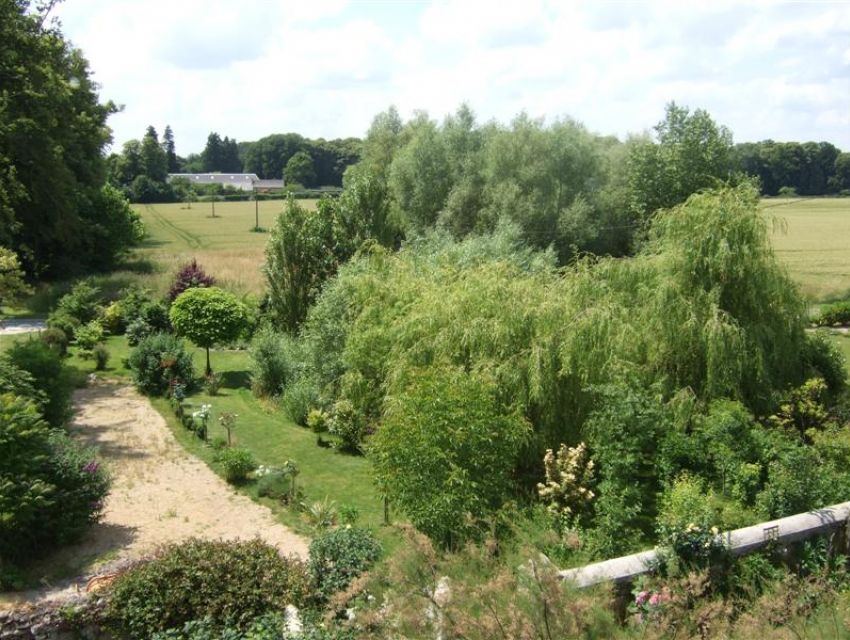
559 501 850 588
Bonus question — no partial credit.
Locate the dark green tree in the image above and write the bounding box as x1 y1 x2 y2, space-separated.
140 126 168 182
264 197 343 332
284 150 316 187
202 132 224 172
221 136 241 173
0 0 125 276
162 125 179 173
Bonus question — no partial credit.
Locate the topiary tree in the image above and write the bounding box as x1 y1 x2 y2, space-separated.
168 258 215 302
169 287 248 375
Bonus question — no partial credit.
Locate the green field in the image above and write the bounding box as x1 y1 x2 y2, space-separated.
767 197 850 303
131 197 850 304
122 199 317 299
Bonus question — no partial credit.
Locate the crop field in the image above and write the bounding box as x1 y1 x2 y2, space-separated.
767 197 850 303
124 199 317 298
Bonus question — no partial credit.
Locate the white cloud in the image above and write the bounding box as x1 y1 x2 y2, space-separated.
55 0 850 153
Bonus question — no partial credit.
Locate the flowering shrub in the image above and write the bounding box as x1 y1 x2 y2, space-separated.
660 521 726 566
629 579 673 625
0 394 109 573
191 404 212 439
537 442 595 531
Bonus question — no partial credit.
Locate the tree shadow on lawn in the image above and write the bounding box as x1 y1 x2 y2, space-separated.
219 370 251 390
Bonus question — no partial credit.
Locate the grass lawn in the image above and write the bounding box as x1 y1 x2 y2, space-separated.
767 197 850 303
67 335 400 552
126 199 317 299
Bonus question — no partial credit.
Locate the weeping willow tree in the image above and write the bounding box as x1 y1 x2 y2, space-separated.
278 183 819 546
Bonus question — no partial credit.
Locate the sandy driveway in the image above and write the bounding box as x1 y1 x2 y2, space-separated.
1 382 308 608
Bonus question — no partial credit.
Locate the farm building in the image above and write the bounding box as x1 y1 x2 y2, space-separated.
167 173 283 192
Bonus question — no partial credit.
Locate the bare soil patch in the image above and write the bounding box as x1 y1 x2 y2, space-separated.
0 382 308 609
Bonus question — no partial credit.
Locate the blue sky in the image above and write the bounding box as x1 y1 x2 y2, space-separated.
55 1 850 155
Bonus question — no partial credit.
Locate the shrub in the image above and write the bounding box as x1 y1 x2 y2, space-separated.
100 301 124 334
0 357 40 401
306 408 328 433
214 447 256 484
655 474 740 567
308 526 382 600
815 301 850 327
281 376 320 426
372 366 531 548
105 538 309 638
74 320 105 358
47 310 80 342
0 394 109 568
126 317 152 347
755 445 827 518
327 399 366 452
43 431 110 547
127 334 195 396
127 301 173 346
256 470 295 502
7 339 73 426
777 186 798 198
803 332 847 395
204 372 220 396
93 344 110 370
56 280 102 324
40 327 69 356
168 258 215 303
249 326 304 398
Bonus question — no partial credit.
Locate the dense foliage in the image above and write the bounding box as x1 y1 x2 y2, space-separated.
0 1 141 276
6 339 74 427
264 183 844 549
373 367 530 547
264 198 351 332
0 393 109 576
105 539 310 638
308 526 382 601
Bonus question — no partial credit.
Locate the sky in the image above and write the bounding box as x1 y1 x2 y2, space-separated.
54 0 850 156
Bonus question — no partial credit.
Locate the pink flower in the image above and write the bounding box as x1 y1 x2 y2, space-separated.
635 590 649 606
649 593 661 607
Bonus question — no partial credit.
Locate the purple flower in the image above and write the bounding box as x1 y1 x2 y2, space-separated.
83 461 99 474
635 590 649 606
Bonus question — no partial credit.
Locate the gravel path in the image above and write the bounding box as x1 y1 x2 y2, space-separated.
0 382 309 609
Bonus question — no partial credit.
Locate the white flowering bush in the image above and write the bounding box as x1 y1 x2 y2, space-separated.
536 442 595 529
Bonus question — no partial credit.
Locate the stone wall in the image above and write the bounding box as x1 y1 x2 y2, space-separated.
0 595 109 640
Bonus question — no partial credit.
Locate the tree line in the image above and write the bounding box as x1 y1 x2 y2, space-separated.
106 127 363 203
0 0 143 278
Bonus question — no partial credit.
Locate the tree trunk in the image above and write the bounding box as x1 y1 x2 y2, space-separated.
205 347 211 376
